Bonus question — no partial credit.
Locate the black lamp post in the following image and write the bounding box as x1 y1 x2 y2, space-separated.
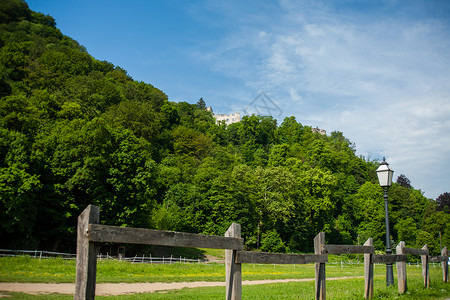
376 157 395 287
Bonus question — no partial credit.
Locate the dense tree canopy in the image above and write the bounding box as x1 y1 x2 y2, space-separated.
0 0 447 254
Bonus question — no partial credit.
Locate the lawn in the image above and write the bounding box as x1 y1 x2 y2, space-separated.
0 256 372 283
0 255 449 299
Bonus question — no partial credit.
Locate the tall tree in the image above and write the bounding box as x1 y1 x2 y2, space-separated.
354 182 386 249
196 98 206 110
436 192 450 213
396 174 412 189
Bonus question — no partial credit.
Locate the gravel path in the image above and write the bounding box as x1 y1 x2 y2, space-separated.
0 277 363 296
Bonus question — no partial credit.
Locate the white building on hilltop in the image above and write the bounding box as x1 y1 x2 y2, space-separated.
206 106 241 125
312 127 326 135
214 112 241 125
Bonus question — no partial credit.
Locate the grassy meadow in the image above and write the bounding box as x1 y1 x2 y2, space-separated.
0 255 449 299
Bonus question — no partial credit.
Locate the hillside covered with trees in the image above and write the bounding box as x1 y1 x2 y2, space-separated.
0 0 448 254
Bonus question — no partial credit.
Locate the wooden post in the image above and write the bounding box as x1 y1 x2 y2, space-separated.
364 238 374 299
74 205 100 300
396 241 407 294
421 244 429 288
225 223 242 300
442 246 448 283
314 232 326 300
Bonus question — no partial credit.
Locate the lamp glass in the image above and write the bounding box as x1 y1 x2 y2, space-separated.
376 163 394 187
387 169 394 186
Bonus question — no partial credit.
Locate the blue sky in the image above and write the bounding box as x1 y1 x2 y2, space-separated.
27 0 450 199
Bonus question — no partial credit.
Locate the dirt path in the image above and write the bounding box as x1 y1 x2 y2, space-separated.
0 277 363 296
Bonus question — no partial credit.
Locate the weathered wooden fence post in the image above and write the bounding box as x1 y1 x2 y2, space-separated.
74 205 100 300
314 232 326 300
442 246 448 283
396 241 407 294
421 244 429 288
225 223 242 300
364 238 374 299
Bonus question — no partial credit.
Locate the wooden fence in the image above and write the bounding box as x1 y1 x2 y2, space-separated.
74 205 243 300
395 241 449 293
74 205 448 300
314 233 448 299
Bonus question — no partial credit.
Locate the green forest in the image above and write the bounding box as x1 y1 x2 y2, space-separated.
0 0 449 255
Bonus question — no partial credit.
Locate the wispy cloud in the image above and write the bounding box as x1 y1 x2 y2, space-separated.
191 0 450 198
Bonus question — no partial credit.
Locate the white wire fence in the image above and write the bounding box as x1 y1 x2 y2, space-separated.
0 249 76 260
0 249 445 269
0 249 222 264
121 254 223 264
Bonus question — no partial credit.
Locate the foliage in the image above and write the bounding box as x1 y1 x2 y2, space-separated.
436 192 450 213
0 0 447 255
396 174 412 189
260 229 289 253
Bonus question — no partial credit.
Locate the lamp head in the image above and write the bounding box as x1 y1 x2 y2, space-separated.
376 157 394 187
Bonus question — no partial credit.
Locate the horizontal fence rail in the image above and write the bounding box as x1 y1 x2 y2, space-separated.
88 224 243 250
372 254 407 264
430 255 449 263
404 247 429 256
235 251 327 264
322 244 375 255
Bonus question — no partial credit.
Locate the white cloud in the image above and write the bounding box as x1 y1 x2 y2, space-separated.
193 0 450 198
289 88 302 103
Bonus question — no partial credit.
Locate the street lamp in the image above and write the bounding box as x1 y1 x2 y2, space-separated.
376 157 395 287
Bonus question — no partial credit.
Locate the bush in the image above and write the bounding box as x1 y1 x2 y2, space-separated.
260 230 288 253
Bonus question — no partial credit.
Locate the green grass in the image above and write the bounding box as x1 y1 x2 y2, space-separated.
0 256 370 283
2 277 449 300
0 256 76 283
0 256 449 299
